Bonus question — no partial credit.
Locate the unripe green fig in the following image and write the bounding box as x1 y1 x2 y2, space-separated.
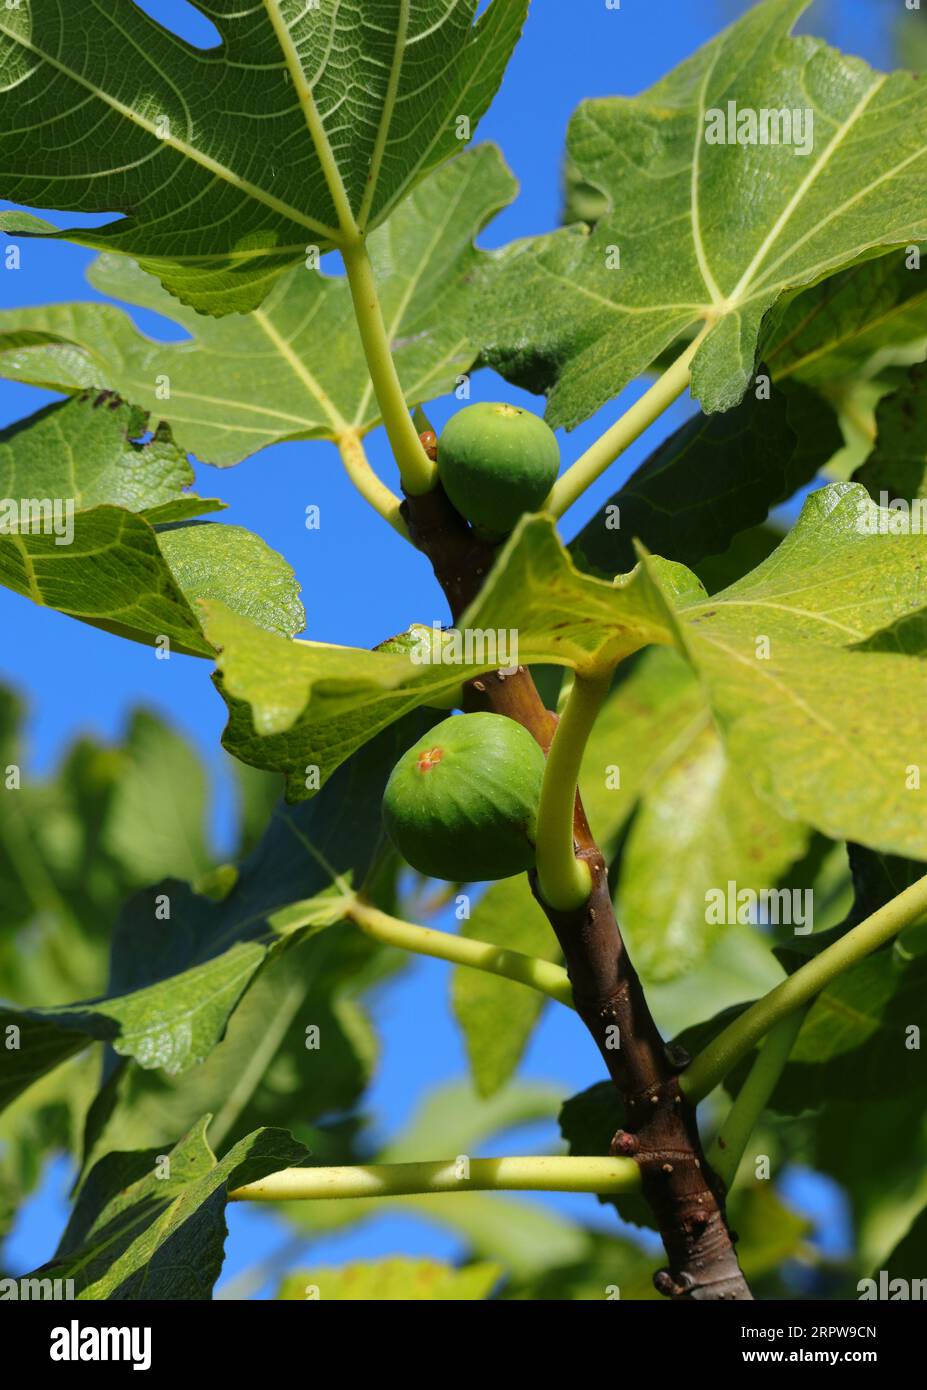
382 712 546 882
437 402 560 539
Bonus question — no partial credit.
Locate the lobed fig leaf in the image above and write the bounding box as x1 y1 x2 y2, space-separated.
374 625 464 710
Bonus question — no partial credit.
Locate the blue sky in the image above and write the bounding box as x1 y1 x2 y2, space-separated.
0 0 901 1291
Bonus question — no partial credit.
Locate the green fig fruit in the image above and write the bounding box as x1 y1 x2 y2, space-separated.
437 402 559 539
382 712 546 882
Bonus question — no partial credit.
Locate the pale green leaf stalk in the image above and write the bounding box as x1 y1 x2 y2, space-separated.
706 1008 807 1190
337 431 408 537
535 673 611 912
549 331 707 519
229 1155 640 1203
348 898 573 1008
342 239 437 496
684 872 927 1102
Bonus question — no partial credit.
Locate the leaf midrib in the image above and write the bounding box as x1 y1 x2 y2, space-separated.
260 0 356 239
357 0 411 229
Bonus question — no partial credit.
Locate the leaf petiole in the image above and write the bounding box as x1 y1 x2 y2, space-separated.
534 672 610 912
347 896 573 1007
341 239 437 497
547 328 709 520
683 872 927 1103
229 1154 640 1203
336 430 409 538
706 1007 807 1191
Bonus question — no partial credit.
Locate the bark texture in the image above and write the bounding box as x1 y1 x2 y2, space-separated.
403 480 751 1301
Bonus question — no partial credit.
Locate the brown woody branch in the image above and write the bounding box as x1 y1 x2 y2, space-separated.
402 482 751 1301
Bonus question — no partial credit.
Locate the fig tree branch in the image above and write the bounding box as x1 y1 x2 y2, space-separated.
402 480 752 1301
683 871 927 1104
229 1155 640 1204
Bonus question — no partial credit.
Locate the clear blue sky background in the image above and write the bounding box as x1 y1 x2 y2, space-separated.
1 0 904 1293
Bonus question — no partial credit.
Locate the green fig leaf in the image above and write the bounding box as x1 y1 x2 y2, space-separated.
0 1 527 314
30 1119 308 1300
476 0 927 426
277 1257 501 1301
0 394 302 652
662 483 927 859
0 147 518 465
